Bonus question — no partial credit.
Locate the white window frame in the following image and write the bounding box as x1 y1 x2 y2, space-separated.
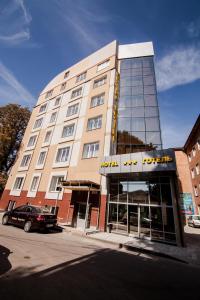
27 173 41 198
93 76 107 88
27 134 38 150
45 171 67 200
66 102 79 118
192 147 196 157
90 93 104 108
194 186 198 197
45 89 53 99
191 169 195 179
43 130 52 145
64 71 70 79
196 164 200 175
61 123 75 139
188 153 191 162
10 173 26 196
33 117 43 131
60 82 67 91
19 152 32 171
197 139 200 150
35 149 48 169
49 111 57 124
87 115 102 131
54 96 61 107
39 103 47 114
53 143 72 168
76 71 86 83
82 142 99 159
97 60 110 72
71 87 82 99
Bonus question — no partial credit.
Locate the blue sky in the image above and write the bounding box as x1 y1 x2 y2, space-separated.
0 0 199 148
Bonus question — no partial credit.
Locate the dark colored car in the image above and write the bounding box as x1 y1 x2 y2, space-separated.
2 205 57 232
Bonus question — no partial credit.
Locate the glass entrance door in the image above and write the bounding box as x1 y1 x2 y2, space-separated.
139 206 151 238
128 205 139 236
76 203 86 229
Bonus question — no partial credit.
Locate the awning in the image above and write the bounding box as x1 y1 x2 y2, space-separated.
61 180 100 191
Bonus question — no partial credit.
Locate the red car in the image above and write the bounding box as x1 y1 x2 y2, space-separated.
2 205 57 232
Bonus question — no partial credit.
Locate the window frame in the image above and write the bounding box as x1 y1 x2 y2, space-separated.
97 60 110 72
71 87 82 99
76 71 87 83
93 76 107 88
87 115 102 131
82 142 99 159
90 93 105 108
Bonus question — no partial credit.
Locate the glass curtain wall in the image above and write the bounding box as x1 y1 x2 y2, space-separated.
108 176 176 243
117 56 162 154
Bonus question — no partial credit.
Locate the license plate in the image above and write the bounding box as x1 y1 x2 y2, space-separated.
46 224 54 228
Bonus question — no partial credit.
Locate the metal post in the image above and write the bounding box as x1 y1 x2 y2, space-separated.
84 187 90 231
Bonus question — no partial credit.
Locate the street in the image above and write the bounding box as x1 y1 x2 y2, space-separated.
0 223 200 300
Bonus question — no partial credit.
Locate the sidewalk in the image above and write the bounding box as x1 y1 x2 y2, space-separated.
61 224 200 266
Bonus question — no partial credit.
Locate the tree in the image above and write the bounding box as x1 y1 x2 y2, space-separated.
0 104 31 192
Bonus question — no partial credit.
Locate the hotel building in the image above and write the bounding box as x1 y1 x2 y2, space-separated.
0 41 183 246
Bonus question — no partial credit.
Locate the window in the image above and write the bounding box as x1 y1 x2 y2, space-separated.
71 87 82 99
27 135 37 147
37 151 46 165
45 89 53 99
97 60 109 71
64 71 69 79
76 72 86 83
20 154 31 167
60 82 66 91
188 153 191 162
192 147 196 157
44 130 52 143
30 176 39 192
49 176 64 192
54 97 61 106
55 147 70 163
62 124 75 138
93 76 107 88
66 103 79 117
90 93 104 108
33 118 43 129
39 103 47 113
87 116 102 131
49 112 57 123
13 177 24 190
82 142 99 158
194 186 198 197
191 169 195 179
196 164 200 175
197 139 200 150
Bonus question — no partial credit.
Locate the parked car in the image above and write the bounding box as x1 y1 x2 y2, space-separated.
2 205 57 232
188 215 200 228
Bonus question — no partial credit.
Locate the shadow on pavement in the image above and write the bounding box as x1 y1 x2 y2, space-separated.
0 245 12 276
0 247 200 300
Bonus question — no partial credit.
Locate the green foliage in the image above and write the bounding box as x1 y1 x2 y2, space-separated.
0 104 31 192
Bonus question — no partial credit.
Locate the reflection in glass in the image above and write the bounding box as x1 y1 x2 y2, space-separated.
119 180 128 202
131 118 145 131
118 204 128 233
129 205 138 235
149 183 161 205
140 206 151 237
146 132 161 144
145 117 160 131
118 118 131 131
109 203 117 223
127 182 149 204
161 184 172 205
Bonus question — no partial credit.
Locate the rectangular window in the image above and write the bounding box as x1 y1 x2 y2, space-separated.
188 153 191 162
90 93 104 108
66 103 79 117
44 130 52 143
49 176 64 192
97 60 109 71
30 176 39 192
54 97 61 106
82 142 99 158
27 135 37 147
194 186 198 197
64 71 69 79
45 89 53 99
37 151 46 165
55 147 70 162
39 103 47 113
197 139 200 150
20 154 31 167
33 118 43 129
191 169 195 179
60 82 66 91
76 72 86 83
87 116 102 131
93 76 107 88
196 164 200 175
71 87 82 99
13 177 24 190
62 124 75 138
49 112 57 123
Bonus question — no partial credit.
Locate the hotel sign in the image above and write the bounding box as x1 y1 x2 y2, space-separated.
100 149 176 175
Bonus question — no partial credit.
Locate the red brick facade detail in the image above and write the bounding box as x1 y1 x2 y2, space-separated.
99 195 107 231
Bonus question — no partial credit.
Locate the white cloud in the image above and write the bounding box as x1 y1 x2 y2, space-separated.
155 46 200 92
0 0 31 46
186 19 200 38
161 123 190 148
0 61 35 107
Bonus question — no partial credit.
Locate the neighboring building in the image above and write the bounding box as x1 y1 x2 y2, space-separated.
184 115 200 214
0 41 183 246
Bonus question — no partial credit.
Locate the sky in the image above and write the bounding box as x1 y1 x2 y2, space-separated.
0 0 199 148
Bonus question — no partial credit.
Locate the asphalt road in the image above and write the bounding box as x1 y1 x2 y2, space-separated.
0 223 200 300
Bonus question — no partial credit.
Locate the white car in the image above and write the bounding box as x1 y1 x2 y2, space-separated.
188 215 200 228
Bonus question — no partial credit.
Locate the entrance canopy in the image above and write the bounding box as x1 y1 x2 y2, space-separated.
61 180 100 191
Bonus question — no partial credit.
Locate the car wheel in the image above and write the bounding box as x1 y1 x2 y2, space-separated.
24 221 32 232
192 223 196 228
2 215 9 225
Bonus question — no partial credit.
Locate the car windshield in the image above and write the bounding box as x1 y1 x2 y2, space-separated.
193 216 200 220
33 206 51 214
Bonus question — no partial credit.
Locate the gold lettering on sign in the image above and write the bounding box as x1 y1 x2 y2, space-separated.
142 156 173 164
101 161 119 167
111 72 120 142
123 160 138 166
